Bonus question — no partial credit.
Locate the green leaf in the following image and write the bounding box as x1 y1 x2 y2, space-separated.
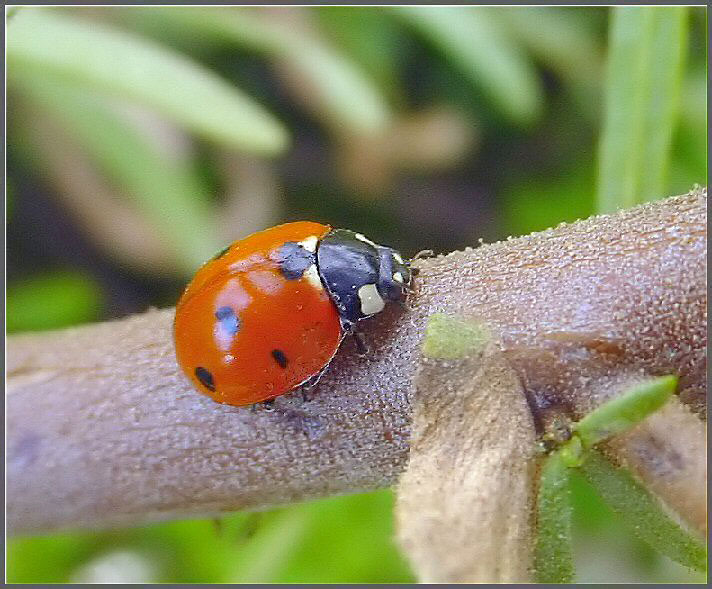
393 6 543 126
421 313 491 360
535 451 575 583
230 509 311 582
15 73 222 273
495 7 603 119
126 7 391 136
580 451 707 572
315 7 403 105
7 272 103 333
575 376 677 448
7 532 100 583
597 7 688 212
7 8 288 154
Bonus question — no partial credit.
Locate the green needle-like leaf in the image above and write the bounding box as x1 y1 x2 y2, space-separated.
534 451 575 583
421 313 491 360
7 8 288 154
127 7 391 137
14 74 222 272
575 375 678 448
597 7 688 212
393 6 543 126
580 451 707 572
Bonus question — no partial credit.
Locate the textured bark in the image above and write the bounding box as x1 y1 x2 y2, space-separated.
7 188 707 536
396 332 536 582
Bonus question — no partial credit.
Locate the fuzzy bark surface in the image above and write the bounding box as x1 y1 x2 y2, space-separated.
7 188 707 536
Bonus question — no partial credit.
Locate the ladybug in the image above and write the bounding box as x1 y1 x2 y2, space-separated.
174 221 412 407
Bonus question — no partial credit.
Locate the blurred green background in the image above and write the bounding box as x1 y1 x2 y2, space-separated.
6 6 706 583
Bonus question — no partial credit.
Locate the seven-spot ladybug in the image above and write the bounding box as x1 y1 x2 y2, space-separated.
174 221 411 406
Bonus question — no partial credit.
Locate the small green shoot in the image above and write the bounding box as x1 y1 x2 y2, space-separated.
574 375 678 448
421 313 491 360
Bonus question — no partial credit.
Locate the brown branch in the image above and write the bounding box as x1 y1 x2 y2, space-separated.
7 188 707 536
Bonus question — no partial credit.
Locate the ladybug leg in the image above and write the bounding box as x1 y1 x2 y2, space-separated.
352 329 370 357
396 299 410 311
251 399 276 412
300 366 330 402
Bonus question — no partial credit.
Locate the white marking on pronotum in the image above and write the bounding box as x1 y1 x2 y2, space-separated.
299 235 318 252
392 252 404 265
393 272 404 283
354 233 378 247
303 264 323 289
358 283 385 315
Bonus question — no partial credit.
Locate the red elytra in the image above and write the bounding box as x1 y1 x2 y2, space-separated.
174 221 342 406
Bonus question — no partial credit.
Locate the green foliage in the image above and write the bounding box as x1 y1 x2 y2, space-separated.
580 452 707 573
7 272 103 333
130 7 392 137
534 452 574 583
8 491 413 583
315 7 404 104
8 8 288 154
394 6 543 126
597 7 688 212
575 376 677 448
535 376 707 581
501 158 595 236
14 75 220 272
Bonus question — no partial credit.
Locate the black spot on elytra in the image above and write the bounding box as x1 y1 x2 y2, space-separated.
195 367 215 391
271 349 288 369
211 244 231 261
273 241 314 280
215 306 240 336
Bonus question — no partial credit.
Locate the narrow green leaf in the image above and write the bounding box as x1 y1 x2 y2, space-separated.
393 6 543 126
580 450 707 572
315 7 403 104
575 376 677 448
495 7 603 119
230 508 310 582
7 272 103 333
7 8 288 154
126 7 391 136
421 313 491 360
597 7 688 212
535 451 575 583
496 7 601 82
14 73 222 272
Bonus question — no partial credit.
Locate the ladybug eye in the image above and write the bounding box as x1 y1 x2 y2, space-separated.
375 248 410 302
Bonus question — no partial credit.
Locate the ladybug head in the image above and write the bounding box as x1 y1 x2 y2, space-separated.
316 229 412 327
375 246 411 303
